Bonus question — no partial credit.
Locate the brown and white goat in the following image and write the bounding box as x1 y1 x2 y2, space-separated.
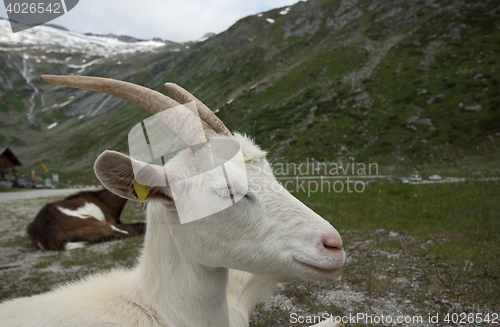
27 189 145 250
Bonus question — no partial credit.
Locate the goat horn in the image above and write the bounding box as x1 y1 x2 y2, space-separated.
165 83 231 137
41 75 217 140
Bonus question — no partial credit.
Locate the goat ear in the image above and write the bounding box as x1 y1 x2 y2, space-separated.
94 150 173 203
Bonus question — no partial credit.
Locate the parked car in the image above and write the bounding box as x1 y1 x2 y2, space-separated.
429 174 442 181
409 174 422 182
12 177 35 188
399 177 410 184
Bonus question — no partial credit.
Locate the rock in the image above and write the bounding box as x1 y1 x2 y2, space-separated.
417 118 433 126
464 104 482 112
325 0 364 31
117 35 146 43
419 41 442 69
0 71 13 90
406 116 433 129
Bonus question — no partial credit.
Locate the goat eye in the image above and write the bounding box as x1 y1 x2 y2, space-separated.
215 185 233 198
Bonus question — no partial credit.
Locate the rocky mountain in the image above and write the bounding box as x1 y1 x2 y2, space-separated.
0 0 499 183
0 18 187 180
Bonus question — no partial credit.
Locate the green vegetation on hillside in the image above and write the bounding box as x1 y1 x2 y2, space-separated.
1 0 499 177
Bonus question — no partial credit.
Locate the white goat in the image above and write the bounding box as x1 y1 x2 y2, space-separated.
0 76 344 327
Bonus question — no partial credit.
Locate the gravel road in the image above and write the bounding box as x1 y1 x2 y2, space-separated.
0 187 101 202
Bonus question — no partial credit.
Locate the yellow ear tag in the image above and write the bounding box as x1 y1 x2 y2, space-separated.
133 180 150 202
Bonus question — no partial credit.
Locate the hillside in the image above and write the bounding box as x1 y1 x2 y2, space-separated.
0 0 499 183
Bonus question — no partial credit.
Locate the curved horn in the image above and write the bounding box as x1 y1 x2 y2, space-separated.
42 75 179 115
165 83 231 137
41 75 217 140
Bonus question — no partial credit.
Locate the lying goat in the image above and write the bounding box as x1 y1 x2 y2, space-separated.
27 189 145 250
1 76 344 327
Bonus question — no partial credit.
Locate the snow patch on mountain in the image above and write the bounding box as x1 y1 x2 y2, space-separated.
280 7 291 15
0 19 166 57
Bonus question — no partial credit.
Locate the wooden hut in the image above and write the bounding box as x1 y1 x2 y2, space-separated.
0 147 22 181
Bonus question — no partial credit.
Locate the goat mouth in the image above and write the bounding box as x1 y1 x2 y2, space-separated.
293 258 340 275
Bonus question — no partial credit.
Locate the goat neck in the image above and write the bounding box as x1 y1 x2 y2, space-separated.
128 203 229 327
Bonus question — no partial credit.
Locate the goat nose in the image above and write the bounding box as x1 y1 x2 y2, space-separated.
322 230 343 252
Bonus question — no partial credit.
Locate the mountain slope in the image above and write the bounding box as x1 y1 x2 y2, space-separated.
165 0 499 165
1 0 499 182
0 18 183 180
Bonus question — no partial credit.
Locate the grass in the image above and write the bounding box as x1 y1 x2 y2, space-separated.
299 181 499 262
0 179 497 325
0 185 15 192
248 181 499 325
300 181 498 307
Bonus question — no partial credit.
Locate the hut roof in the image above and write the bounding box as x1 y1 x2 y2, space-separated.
0 147 22 167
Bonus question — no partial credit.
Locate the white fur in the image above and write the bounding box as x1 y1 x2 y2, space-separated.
64 241 88 251
111 225 129 234
57 202 105 222
227 270 341 327
0 134 344 327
